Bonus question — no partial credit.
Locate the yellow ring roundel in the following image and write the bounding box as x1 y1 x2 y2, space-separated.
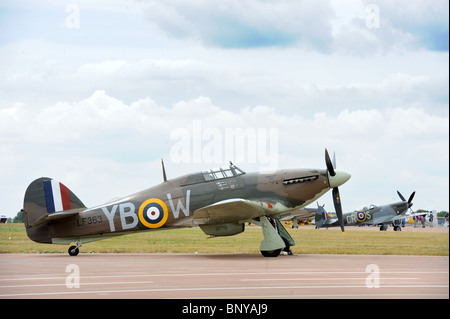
138 198 169 228
356 211 367 222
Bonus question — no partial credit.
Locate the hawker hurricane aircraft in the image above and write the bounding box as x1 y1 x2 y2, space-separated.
22 149 350 257
314 191 418 231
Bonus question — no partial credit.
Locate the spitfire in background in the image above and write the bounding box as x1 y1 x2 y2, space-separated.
22 149 350 257
314 190 423 231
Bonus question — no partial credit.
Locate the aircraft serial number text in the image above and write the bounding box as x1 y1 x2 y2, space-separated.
77 215 103 227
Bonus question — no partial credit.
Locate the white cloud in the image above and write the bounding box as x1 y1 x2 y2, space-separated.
333 0 449 53
142 0 335 50
1 90 447 215
137 0 449 53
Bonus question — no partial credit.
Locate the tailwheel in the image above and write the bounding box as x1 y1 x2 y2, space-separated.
260 249 282 257
68 246 79 256
68 240 82 256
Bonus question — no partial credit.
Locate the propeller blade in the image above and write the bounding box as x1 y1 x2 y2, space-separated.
397 190 406 202
408 191 416 204
332 151 336 169
332 187 345 235
325 148 336 177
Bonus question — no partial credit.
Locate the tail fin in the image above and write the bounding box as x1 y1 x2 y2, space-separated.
23 177 86 243
314 205 329 228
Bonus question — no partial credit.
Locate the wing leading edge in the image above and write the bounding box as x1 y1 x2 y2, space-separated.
193 198 271 225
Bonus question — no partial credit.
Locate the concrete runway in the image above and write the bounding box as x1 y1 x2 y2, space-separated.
0 253 448 299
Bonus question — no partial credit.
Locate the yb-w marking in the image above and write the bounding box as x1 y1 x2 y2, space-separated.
101 191 190 232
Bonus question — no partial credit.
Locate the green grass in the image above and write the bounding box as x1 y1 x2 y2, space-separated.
0 224 448 256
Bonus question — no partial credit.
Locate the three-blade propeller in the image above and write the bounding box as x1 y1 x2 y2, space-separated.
325 148 345 235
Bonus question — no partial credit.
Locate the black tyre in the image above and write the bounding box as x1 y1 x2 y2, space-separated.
260 249 282 257
68 246 79 256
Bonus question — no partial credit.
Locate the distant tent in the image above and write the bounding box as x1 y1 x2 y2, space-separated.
0 215 7 223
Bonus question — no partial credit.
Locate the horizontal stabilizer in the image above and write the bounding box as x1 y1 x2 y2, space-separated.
33 209 81 227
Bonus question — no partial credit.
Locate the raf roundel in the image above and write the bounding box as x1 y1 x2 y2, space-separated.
356 211 367 222
139 198 169 229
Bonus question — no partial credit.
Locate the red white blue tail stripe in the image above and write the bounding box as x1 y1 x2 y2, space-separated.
43 180 71 213
322 210 329 221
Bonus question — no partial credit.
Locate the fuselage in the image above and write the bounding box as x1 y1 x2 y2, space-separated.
333 201 411 226
49 166 350 243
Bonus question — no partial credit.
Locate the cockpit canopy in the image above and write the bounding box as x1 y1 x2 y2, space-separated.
179 162 246 186
202 162 245 181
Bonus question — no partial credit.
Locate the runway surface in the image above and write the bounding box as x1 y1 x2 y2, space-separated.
0 253 448 299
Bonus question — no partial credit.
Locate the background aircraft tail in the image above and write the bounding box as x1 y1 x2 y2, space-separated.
23 177 86 243
314 204 329 228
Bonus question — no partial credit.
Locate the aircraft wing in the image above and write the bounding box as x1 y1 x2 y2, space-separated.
386 212 427 223
404 212 429 218
279 208 316 221
193 198 267 225
370 214 393 224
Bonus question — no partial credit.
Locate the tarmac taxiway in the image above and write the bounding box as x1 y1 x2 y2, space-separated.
0 253 448 299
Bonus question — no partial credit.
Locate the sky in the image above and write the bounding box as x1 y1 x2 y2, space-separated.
0 0 448 218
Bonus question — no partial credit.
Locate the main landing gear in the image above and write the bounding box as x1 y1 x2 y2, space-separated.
379 224 403 231
252 216 295 257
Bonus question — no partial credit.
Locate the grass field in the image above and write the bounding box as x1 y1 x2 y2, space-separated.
0 223 448 256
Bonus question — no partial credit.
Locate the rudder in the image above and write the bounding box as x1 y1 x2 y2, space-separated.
23 177 86 243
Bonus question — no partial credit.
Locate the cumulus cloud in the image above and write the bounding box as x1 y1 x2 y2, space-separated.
331 0 449 54
138 0 448 54
142 0 335 50
5 90 447 145
1 91 448 212
372 0 449 51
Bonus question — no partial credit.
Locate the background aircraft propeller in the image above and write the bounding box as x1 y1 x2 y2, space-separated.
397 190 415 205
325 148 345 235
397 190 416 212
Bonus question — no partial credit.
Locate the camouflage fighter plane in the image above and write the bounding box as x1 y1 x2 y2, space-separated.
22 149 350 257
314 191 417 231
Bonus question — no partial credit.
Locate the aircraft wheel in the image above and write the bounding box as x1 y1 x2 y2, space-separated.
260 249 282 257
68 246 79 256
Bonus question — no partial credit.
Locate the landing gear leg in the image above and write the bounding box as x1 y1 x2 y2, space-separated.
252 216 285 257
282 240 294 255
252 217 296 257
68 240 82 256
274 219 295 255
